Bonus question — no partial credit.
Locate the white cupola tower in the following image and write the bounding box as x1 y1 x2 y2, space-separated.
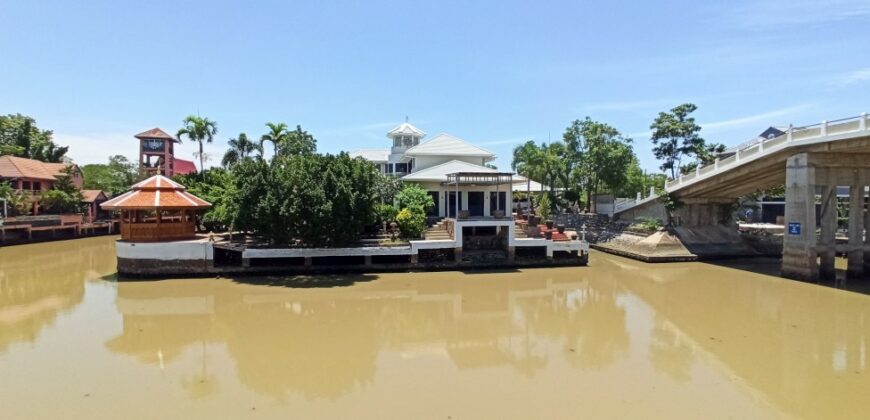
387 120 425 155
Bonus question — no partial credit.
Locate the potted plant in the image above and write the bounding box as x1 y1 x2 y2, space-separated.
538 193 552 229
557 224 566 234
545 230 553 240
546 220 554 230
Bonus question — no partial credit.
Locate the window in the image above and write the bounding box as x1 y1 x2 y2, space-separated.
386 164 394 174
22 181 31 190
395 163 408 173
33 182 41 191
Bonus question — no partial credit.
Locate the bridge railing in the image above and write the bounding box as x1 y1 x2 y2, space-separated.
664 113 870 190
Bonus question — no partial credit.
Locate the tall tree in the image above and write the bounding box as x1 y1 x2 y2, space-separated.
277 125 317 157
564 118 635 212
260 122 288 158
176 115 218 173
512 140 544 199
221 133 260 168
0 114 68 162
649 103 705 179
81 155 138 196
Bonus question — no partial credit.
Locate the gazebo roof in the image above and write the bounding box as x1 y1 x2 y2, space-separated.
101 175 211 210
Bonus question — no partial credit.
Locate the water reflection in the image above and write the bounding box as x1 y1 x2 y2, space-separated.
106 273 631 400
600 255 870 419
3 237 870 418
0 237 116 352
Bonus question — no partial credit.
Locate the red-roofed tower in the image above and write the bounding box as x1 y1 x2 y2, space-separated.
135 128 179 177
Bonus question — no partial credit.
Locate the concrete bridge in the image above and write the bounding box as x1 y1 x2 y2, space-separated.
614 113 870 280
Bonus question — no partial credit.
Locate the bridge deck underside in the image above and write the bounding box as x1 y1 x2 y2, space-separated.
672 136 870 201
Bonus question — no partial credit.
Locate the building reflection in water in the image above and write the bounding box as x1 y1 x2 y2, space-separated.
0 237 116 353
106 272 631 400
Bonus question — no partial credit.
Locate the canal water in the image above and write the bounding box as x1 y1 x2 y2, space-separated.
1 236 869 419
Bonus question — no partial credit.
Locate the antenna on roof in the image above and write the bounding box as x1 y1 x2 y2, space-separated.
405 116 409 123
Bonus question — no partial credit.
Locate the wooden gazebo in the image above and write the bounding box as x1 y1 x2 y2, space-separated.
101 175 211 242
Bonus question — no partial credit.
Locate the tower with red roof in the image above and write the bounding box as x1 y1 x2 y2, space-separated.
135 128 198 178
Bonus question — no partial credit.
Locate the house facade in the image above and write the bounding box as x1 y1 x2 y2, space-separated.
350 122 526 219
0 155 85 215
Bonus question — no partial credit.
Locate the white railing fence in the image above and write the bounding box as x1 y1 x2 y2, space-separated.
664 113 870 190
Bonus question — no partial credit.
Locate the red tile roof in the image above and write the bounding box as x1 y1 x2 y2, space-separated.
0 155 76 181
173 158 197 175
101 175 211 210
134 127 178 142
81 189 107 203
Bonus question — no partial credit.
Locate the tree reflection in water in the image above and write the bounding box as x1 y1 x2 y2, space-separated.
106 271 632 400
0 237 115 353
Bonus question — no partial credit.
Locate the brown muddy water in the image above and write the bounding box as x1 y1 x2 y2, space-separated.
1 236 869 419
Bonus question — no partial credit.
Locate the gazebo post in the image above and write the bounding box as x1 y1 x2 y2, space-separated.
156 209 161 241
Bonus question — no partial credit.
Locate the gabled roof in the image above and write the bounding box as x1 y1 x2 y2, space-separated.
173 158 197 175
0 155 75 181
405 133 496 161
82 190 108 203
401 160 499 182
348 149 390 162
387 122 425 138
134 128 178 142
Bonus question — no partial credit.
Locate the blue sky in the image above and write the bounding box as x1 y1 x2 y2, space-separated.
1 0 869 172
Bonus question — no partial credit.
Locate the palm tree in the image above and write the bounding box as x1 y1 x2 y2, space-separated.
512 140 544 210
176 115 218 173
260 122 288 158
221 133 260 168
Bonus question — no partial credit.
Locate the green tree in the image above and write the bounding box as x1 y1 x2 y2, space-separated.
277 125 317 157
260 122 288 158
175 168 238 232
650 103 706 179
233 152 381 246
176 115 218 173
40 166 84 214
564 117 635 212
512 140 544 199
0 114 68 162
221 133 260 168
396 184 435 212
82 155 138 196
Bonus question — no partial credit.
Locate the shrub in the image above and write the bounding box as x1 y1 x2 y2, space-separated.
40 190 82 214
396 205 426 238
396 184 434 212
538 193 551 221
633 217 662 232
375 203 398 224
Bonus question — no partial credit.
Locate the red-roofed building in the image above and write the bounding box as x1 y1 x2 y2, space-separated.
0 155 83 215
172 158 197 175
136 127 197 177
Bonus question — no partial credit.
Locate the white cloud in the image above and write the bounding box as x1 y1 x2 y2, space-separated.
580 99 676 113
478 136 531 147
834 68 870 86
700 104 812 132
730 0 870 26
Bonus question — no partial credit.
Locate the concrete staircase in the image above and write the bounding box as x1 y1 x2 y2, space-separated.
424 219 452 241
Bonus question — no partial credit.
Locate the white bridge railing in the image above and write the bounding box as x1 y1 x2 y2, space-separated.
614 113 870 215
664 113 870 190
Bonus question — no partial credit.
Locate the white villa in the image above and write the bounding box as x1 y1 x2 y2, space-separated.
350 122 540 219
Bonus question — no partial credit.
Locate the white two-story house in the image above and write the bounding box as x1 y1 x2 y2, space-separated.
350 122 531 219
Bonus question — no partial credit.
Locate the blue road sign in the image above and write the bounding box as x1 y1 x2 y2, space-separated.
788 222 801 235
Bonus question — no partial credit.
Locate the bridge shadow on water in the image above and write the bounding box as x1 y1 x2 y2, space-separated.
701 257 870 296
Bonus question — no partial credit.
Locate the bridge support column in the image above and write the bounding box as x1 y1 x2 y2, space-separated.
818 171 837 280
782 153 819 280
847 177 866 279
